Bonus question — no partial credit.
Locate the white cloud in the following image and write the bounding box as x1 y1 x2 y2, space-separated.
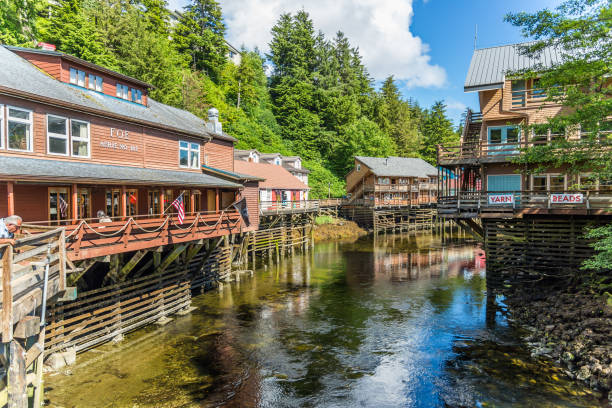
218 0 446 88
445 99 467 111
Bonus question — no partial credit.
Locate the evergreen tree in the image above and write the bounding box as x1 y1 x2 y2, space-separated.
173 0 227 78
419 101 459 164
0 0 40 46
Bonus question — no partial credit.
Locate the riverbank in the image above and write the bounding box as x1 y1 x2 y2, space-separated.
312 216 367 242
505 283 612 403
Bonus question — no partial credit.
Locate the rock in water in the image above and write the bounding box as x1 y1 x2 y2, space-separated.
576 365 591 381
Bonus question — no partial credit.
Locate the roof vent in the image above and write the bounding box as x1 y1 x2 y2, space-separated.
206 107 223 134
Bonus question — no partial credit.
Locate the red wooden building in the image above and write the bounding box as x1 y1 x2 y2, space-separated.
0 45 259 259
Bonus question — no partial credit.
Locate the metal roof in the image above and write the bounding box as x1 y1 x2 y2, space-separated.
464 42 563 92
0 156 242 188
0 46 236 142
355 156 437 178
201 164 265 181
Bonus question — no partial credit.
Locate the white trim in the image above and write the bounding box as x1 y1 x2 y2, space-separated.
179 140 200 169
70 119 90 158
529 173 567 191
6 105 33 152
46 114 69 156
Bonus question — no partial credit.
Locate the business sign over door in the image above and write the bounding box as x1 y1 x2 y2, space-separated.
551 193 584 204
488 194 514 205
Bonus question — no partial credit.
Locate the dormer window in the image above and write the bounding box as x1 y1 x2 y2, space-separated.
70 68 86 87
116 83 129 100
131 88 142 104
88 74 103 92
274 158 282 166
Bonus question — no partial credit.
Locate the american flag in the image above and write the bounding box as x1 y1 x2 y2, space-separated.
59 196 68 218
171 194 185 224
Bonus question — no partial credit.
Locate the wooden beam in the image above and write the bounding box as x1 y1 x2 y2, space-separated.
2 245 13 342
157 244 188 274
71 183 78 222
7 181 14 216
215 188 220 211
116 250 147 281
8 340 27 408
121 185 127 218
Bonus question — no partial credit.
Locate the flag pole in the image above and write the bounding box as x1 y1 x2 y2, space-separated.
162 191 186 215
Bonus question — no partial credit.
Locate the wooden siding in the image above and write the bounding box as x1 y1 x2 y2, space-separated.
242 181 260 231
12 51 62 80
0 95 208 173
203 139 234 171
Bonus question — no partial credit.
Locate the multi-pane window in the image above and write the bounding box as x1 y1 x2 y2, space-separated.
116 83 129 99
532 175 547 191
550 175 566 191
88 74 103 92
7 106 33 151
70 68 86 87
131 88 142 103
179 141 200 169
47 115 69 155
71 120 90 157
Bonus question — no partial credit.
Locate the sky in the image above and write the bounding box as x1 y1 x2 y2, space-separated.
167 0 562 125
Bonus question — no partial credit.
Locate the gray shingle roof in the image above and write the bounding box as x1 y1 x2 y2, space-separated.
0 45 235 142
0 156 242 188
465 42 563 92
355 156 437 178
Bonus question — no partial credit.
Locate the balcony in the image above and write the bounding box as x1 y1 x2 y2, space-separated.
24 211 242 261
364 184 410 193
438 190 612 219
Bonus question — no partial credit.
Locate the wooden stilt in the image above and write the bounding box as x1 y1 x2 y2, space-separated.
8 340 27 408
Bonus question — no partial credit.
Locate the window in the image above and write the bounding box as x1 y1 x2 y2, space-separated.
130 88 142 104
356 164 361 172
7 106 33 151
71 120 90 157
489 128 502 144
179 141 200 169
88 74 103 92
49 187 70 225
47 115 68 155
550 175 566 192
532 78 546 99
116 83 129 99
511 79 526 107
487 174 521 192
274 157 282 165
532 175 547 191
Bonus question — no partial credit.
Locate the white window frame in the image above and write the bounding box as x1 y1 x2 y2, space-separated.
70 68 77 85
116 83 129 99
179 140 200 169
6 105 33 152
88 74 96 90
46 114 69 156
356 164 361 172
70 119 90 158
529 173 567 192
77 70 86 87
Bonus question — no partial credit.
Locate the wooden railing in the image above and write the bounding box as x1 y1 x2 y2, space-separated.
25 211 242 260
364 184 410 192
438 190 612 217
259 199 342 215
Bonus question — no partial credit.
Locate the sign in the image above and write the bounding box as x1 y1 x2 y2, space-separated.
551 193 584 204
488 194 514 205
37 42 56 51
100 128 138 151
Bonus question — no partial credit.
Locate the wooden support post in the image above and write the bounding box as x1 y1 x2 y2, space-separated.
71 183 78 222
215 188 220 212
121 185 127 218
190 192 195 215
8 339 26 408
32 328 46 408
7 181 14 216
2 245 13 342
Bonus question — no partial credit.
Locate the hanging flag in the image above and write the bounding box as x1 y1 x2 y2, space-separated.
59 196 68 218
171 194 185 224
232 197 250 226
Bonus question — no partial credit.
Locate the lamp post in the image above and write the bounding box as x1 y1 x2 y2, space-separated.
328 182 331 199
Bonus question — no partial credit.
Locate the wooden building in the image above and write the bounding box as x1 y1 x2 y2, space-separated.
345 156 438 207
234 149 310 189
437 42 611 270
0 45 259 260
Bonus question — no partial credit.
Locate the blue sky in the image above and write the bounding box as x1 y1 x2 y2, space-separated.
168 0 562 126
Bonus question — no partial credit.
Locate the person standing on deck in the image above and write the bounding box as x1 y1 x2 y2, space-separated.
0 215 22 246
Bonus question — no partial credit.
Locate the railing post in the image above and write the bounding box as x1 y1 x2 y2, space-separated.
586 191 590 210
2 244 13 342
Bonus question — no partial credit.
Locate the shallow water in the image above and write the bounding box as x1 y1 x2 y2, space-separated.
45 233 605 407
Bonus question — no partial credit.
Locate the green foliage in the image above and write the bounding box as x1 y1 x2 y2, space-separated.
173 0 227 78
583 224 612 270
315 215 334 225
0 0 40 46
419 101 460 165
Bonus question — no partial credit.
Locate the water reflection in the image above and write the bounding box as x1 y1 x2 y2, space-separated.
45 233 603 408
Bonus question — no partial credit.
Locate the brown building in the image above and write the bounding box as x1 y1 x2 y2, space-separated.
438 42 611 218
0 45 259 259
345 156 438 206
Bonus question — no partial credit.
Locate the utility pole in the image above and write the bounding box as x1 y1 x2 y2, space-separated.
474 24 478 50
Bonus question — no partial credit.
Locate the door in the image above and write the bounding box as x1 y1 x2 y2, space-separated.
148 190 161 215
206 190 216 211
127 189 138 216
106 189 121 218
77 188 91 219
487 126 520 155
49 187 70 225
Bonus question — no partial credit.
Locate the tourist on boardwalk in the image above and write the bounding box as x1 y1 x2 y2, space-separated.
97 211 112 223
0 215 22 246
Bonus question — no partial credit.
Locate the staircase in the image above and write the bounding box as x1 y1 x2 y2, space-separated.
462 109 482 144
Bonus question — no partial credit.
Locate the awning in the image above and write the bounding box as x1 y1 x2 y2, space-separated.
0 156 242 188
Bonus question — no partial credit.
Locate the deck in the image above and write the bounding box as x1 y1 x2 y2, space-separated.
24 211 243 261
259 199 342 216
438 191 612 218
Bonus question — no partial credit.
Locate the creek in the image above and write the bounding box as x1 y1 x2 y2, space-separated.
45 233 604 407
